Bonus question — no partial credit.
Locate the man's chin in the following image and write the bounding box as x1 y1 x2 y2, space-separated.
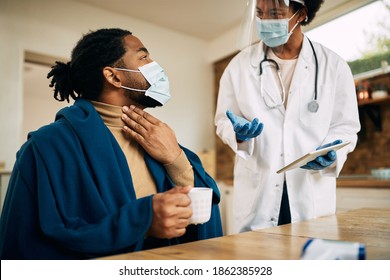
137 97 163 108
127 92 163 108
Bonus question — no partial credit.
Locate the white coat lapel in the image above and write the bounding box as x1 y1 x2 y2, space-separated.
290 37 314 93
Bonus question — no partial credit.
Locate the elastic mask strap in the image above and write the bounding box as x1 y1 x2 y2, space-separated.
288 10 301 35
289 10 300 21
288 21 299 35
115 68 147 92
115 67 141 73
121 85 146 92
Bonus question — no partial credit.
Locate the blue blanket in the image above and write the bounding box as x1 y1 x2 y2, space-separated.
0 98 222 259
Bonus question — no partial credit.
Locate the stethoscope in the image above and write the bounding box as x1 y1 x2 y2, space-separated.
259 38 319 112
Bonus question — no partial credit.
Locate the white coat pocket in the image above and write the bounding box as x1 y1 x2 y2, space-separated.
233 156 262 219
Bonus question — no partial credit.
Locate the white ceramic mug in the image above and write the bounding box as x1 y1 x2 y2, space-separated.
188 187 213 225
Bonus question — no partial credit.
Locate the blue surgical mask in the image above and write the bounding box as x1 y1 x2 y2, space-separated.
256 10 300 47
115 61 171 105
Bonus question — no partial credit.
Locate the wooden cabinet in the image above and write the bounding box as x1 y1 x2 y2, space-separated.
341 68 390 175
355 67 390 134
354 66 390 100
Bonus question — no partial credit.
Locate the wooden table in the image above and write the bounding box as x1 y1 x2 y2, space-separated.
100 208 390 260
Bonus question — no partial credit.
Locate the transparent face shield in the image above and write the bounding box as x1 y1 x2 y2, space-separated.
236 0 292 50
236 0 257 50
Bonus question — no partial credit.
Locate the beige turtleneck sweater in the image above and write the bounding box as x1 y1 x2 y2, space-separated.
91 101 194 198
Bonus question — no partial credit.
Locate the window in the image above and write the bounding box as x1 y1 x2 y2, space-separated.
306 0 390 64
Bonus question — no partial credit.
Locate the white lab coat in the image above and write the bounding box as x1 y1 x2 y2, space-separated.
215 36 360 233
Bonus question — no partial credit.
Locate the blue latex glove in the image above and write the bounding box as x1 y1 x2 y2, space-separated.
226 110 263 142
300 139 342 170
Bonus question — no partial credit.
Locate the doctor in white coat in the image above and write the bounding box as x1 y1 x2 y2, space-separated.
215 0 360 233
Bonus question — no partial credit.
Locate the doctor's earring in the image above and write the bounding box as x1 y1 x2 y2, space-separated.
304 16 308 22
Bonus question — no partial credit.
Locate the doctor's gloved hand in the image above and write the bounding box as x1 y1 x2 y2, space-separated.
300 139 342 170
226 110 263 142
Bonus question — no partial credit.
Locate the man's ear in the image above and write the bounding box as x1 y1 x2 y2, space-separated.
103 67 121 88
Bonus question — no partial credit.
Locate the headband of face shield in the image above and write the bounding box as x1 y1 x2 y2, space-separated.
236 0 304 50
115 61 171 105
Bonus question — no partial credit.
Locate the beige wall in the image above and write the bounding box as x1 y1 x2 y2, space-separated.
0 0 238 170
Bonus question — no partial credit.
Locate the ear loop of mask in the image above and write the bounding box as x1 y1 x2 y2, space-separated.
114 67 147 92
288 10 301 35
121 85 146 92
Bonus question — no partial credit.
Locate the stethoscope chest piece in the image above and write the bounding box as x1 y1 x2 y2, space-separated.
308 100 319 113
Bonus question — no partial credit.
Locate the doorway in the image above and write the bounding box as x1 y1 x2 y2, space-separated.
22 51 68 145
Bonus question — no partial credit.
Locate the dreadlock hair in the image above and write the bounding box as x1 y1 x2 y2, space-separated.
47 28 132 102
290 0 324 26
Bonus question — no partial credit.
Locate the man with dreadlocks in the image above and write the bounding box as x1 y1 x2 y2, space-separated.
0 28 222 259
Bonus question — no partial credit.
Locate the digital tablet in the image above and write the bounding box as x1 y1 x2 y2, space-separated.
276 141 351 174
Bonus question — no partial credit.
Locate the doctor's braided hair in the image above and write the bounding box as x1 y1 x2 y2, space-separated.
47 28 132 102
291 0 324 26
